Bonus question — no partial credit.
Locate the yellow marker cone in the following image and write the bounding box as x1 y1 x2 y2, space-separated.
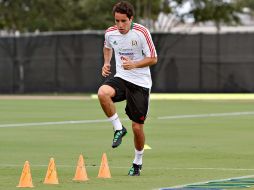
44 158 59 184
73 154 89 181
144 144 152 150
97 153 111 178
17 161 34 188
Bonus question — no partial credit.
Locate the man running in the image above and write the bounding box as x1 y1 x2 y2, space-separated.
98 1 157 176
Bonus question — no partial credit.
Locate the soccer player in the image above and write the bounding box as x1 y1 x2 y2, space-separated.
97 1 157 176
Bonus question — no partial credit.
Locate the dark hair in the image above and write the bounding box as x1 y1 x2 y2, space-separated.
112 1 135 19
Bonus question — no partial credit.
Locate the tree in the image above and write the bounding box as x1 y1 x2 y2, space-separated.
0 0 164 32
190 0 242 30
161 0 244 31
0 0 86 32
0 0 248 32
233 0 254 15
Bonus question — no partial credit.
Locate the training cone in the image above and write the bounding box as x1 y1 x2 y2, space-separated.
97 153 111 178
144 144 152 150
17 161 34 188
43 158 59 184
73 154 89 181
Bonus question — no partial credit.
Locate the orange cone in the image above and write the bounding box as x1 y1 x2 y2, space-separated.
97 153 111 178
17 161 34 188
43 158 59 184
73 154 89 181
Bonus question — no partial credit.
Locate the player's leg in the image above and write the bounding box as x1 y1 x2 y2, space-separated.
128 122 145 176
97 84 116 117
132 122 145 151
97 77 127 148
125 82 150 176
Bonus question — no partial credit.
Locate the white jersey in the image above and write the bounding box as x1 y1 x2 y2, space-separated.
104 23 157 88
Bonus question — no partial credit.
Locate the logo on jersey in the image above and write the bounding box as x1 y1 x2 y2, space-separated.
119 52 134 60
139 116 145 121
131 40 138 46
119 52 134 56
113 41 118 45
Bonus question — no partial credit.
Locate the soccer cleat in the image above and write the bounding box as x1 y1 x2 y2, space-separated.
128 163 142 176
112 126 127 148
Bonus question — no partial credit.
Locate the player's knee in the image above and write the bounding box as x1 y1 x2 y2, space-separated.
97 87 105 100
132 123 144 133
97 85 111 100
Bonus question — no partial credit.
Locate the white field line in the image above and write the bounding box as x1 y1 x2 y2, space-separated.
0 111 254 128
157 111 254 120
0 119 108 128
1 163 254 171
0 118 129 128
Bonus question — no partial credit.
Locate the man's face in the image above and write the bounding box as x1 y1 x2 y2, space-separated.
114 12 133 34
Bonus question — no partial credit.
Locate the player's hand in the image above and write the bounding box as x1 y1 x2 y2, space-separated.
102 63 111 77
121 56 136 70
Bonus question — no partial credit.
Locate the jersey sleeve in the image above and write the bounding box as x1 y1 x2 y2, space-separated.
140 28 157 58
104 32 112 49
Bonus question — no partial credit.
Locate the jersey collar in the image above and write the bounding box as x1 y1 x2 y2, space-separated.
131 22 134 30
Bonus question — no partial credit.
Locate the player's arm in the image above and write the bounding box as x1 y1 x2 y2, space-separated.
122 56 157 70
102 47 113 77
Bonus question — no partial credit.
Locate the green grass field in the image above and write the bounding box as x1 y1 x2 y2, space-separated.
0 97 254 190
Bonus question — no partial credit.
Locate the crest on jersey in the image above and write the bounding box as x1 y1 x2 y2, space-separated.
131 40 138 46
